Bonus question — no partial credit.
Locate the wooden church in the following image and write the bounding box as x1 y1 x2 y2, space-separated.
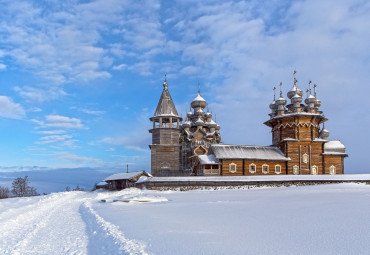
149 72 347 176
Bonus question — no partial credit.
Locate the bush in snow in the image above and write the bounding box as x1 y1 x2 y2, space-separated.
0 186 10 199
11 176 39 197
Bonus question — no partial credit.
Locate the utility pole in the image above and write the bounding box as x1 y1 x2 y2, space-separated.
126 164 128 173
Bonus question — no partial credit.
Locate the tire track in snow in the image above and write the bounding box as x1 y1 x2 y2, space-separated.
0 192 89 255
80 200 149 255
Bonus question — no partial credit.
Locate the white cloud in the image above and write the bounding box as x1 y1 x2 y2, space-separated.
0 95 26 119
112 64 127 70
14 86 67 103
33 115 85 129
37 135 72 144
0 63 6 70
57 153 102 164
36 130 66 135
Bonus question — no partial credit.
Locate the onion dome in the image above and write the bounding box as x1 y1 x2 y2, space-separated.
182 118 191 128
215 123 221 130
187 109 192 118
191 92 207 109
276 95 287 106
287 70 303 99
194 116 204 126
319 126 330 140
305 94 316 105
196 108 204 116
206 119 217 128
291 93 302 104
313 84 321 108
269 87 278 112
205 110 212 118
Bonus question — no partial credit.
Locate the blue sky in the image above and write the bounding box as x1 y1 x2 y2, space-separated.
0 0 370 185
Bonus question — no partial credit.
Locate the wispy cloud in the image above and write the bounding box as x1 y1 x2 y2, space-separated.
33 115 85 129
56 152 102 164
37 135 72 144
0 95 26 119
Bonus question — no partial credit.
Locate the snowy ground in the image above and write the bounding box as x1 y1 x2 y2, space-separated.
1 183 369 255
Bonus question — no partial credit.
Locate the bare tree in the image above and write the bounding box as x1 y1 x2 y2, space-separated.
11 176 39 197
0 186 10 199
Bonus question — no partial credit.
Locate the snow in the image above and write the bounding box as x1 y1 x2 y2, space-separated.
104 171 148 182
211 144 290 160
141 174 370 183
1 183 370 254
198 155 219 165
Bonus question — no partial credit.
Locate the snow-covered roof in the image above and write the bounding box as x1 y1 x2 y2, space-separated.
104 171 149 181
153 86 179 117
192 93 206 102
198 155 220 165
211 144 290 161
324 140 345 153
313 138 328 142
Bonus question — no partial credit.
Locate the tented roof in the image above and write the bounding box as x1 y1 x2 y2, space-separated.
211 144 290 161
153 86 179 117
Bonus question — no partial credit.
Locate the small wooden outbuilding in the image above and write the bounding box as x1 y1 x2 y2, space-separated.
103 171 151 190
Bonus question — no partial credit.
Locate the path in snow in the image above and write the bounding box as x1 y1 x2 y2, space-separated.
0 191 148 255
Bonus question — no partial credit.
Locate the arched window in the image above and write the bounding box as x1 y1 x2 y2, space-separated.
311 165 318 175
262 164 269 174
329 165 336 175
249 164 256 174
293 165 299 175
229 163 237 173
275 165 281 174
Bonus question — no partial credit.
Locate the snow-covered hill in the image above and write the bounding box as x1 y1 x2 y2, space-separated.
1 183 369 255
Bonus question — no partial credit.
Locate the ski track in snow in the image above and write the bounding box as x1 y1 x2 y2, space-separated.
80 201 148 255
0 191 149 255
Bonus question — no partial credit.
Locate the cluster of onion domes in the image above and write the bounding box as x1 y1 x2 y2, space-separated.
181 90 220 132
269 71 323 116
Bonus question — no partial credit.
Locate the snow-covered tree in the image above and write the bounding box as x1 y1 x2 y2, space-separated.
11 176 39 197
0 186 10 199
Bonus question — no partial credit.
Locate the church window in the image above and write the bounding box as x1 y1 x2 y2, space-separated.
262 164 269 174
293 165 299 175
302 153 309 164
275 165 281 174
311 165 318 175
249 164 256 173
329 165 336 175
229 163 237 173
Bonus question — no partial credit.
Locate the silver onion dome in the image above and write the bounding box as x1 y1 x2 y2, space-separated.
182 118 191 128
291 93 302 104
287 70 303 99
194 116 204 126
187 110 192 118
191 92 207 109
305 94 316 105
319 127 330 140
206 119 217 128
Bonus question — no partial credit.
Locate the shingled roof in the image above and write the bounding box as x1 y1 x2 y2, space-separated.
153 81 179 117
210 144 290 161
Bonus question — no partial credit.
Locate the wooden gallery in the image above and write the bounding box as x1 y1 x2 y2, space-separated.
149 71 347 177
